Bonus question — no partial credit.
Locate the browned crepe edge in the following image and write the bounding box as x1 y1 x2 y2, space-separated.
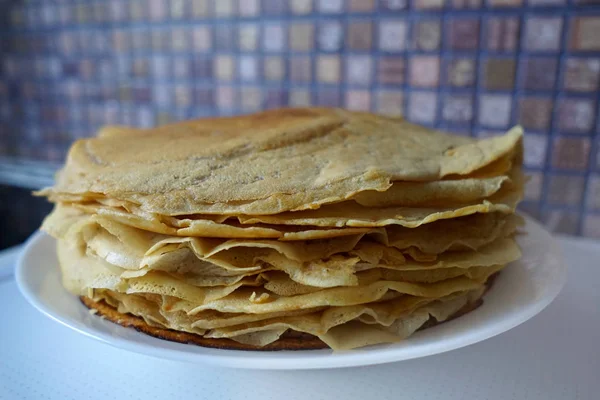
80 273 498 351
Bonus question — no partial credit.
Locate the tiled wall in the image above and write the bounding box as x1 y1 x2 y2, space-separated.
0 0 599 237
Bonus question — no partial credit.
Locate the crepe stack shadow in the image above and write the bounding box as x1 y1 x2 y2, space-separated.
37 108 525 351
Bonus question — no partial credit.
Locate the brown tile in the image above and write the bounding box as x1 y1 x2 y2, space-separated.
409 56 440 87
289 23 314 51
552 137 591 170
557 98 596 134
520 58 558 90
345 90 372 111
408 92 437 123
486 16 520 51
442 94 473 124
262 0 287 15
240 87 263 112
317 0 345 13
214 55 234 81
380 0 408 10
376 90 404 116
524 172 543 201
289 56 312 82
542 210 580 235
318 21 343 51
487 0 522 6
523 134 548 168
586 176 600 211
290 0 312 14
570 16 600 51
446 58 476 87
263 56 285 81
346 55 373 85
289 89 312 107
239 24 259 51
414 0 444 8
563 58 600 92
347 21 372 51
548 175 586 206
523 17 563 51
518 97 553 131
316 89 341 106
317 55 340 83
450 0 482 7
413 20 441 51
582 215 600 239
379 20 408 52
447 18 480 50
350 0 376 11
482 58 516 90
478 94 512 128
378 56 405 85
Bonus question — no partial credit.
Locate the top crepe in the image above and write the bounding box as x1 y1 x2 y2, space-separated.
42 108 523 216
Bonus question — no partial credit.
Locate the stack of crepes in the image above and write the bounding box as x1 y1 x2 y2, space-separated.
38 108 525 351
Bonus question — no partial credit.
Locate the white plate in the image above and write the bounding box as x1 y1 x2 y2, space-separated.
16 215 566 370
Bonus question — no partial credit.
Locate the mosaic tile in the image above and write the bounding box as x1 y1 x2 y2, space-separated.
239 56 259 82
129 0 148 21
317 0 344 13
582 215 600 239
193 56 213 78
346 55 373 86
174 85 193 107
262 0 287 15
446 58 476 87
350 0 376 11
409 56 440 88
290 23 314 51
289 89 312 106
408 92 437 124
378 56 405 85
487 0 522 6
447 18 480 50
548 174 585 206
131 29 151 51
563 58 600 92
486 16 520 52
239 0 260 16
379 20 408 52
264 89 288 109
570 16 600 51
524 172 543 202
316 89 341 106
413 20 441 51
263 56 285 81
482 58 516 90
552 136 591 170
290 0 312 14
442 94 474 124
345 90 372 111
586 176 600 211
240 87 262 112
380 0 408 10
148 0 168 21
239 24 259 51
518 97 553 131
170 0 187 19
520 58 558 90
523 17 563 51
529 0 565 5
151 29 170 51
216 86 236 109
214 55 235 81
376 90 404 116
289 56 312 82
413 0 445 8
215 26 235 50
192 26 212 51
318 21 343 52
214 0 234 16
263 24 286 52
347 22 373 51
194 87 214 106
557 98 596 134
523 134 548 168
317 55 341 83
542 210 580 235
171 28 191 52
479 94 512 128
191 0 211 18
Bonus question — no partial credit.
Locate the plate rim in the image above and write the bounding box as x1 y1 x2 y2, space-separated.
16 214 567 370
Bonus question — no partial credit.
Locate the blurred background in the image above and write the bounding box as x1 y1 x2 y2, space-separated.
0 0 598 249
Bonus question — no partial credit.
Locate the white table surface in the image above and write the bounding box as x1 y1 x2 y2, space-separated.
0 236 598 400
